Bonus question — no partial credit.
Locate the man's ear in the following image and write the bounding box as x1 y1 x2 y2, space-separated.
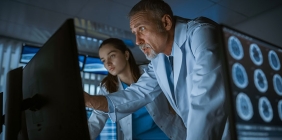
162 14 173 30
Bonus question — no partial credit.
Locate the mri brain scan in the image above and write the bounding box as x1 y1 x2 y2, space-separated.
268 50 281 71
278 100 282 121
273 74 282 96
228 36 244 60
236 92 254 121
249 44 263 66
258 97 273 122
232 63 248 89
254 69 268 93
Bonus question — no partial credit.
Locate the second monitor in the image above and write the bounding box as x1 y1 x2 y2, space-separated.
22 18 90 140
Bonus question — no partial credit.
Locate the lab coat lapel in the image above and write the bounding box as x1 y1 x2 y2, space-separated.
173 46 182 91
155 54 174 99
172 18 187 92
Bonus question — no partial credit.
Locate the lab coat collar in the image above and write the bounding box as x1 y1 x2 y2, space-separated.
117 78 125 90
173 16 189 49
153 54 175 104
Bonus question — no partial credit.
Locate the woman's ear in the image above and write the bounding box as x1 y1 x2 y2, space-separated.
162 14 173 30
125 51 130 61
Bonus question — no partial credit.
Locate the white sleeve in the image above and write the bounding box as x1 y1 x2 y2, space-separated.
88 110 108 140
88 86 109 140
106 63 163 122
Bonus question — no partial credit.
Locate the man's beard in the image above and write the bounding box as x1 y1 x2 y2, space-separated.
139 44 158 60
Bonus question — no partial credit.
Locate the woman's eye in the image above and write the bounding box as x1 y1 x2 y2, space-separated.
110 54 115 58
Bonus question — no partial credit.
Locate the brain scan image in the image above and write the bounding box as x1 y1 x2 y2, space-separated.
254 69 268 93
249 43 263 66
258 97 273 122
236 92 254 121
268 50 281 71
273 74 282 96
228 36 244 60
232 63 248 89
278 100 282 121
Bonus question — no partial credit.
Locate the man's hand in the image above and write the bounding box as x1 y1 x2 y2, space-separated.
84 91 109 112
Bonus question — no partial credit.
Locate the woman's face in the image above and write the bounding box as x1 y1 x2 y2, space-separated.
99 44 129 76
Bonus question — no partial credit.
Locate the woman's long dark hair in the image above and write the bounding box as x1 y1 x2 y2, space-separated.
99 38 141 93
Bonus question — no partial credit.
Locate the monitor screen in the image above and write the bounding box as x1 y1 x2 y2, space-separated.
78 54 86 71
22 19 90 140
83 56 108 75
20 44 40 63
220 25 282 140
20 44 86 71
122 39 135 48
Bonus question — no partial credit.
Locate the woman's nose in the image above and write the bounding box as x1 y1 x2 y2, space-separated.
106 60 112 65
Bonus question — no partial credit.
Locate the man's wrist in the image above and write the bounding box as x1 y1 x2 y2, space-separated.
90 95 108 112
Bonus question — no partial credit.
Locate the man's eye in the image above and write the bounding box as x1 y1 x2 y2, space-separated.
139 27 145 31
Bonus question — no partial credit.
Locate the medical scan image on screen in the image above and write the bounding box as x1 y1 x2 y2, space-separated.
222 26 282 140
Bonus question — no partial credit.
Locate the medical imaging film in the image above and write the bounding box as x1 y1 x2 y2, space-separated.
222 26 282 139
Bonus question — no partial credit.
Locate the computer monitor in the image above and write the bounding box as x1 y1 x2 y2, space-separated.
22 18 90 140
83 56 108 75
0 92 3 134
220 25 282 140
4 67 25 140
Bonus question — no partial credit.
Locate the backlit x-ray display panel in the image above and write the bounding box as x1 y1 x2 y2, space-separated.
83 56 108 75
20 44 86 71
78 54 86 71
221 25 282 140
20 44 40 63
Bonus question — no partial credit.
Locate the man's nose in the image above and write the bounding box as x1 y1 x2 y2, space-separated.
135 34 143 46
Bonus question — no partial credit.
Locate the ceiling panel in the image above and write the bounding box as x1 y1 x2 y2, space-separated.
218 0 282 17
111 0 140 7
77 0 132 31
12 0 89 15
0 20 50 44
234 5 282 47
0 0 281 62
0 0 71 31
0 0 77 44
196 4 247 25
166 0 216 19
208 0 222 3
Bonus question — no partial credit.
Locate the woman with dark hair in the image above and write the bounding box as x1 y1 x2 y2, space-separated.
85 38 186 140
